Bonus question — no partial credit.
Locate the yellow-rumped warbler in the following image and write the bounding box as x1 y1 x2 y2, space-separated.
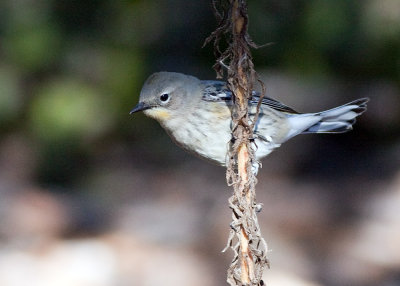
130 72 368 166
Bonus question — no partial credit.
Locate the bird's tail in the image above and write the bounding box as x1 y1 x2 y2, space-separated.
285 98 369 140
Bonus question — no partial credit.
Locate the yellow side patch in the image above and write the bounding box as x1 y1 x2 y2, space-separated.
144 108 171 121
211 104 231 120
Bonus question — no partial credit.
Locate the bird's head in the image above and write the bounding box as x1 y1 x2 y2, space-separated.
130 72 200 122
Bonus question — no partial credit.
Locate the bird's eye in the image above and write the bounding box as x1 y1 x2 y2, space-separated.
160 93 169 102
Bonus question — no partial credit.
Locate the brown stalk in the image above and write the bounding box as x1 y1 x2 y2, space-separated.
204 0 269 285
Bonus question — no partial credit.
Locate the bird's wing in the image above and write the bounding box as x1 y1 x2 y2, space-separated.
201 81 231 102
250 95 299 114
201 81 299 114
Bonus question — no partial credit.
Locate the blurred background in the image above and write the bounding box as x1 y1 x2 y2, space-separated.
0 0 399 285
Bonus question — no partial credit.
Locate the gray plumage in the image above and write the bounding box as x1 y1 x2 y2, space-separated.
131 72 368 166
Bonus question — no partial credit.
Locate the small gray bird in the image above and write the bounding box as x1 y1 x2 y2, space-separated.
131 72 368 166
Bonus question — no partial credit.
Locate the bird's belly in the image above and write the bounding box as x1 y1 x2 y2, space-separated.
253 138 281 161
161 106 287 165
163 115 231 165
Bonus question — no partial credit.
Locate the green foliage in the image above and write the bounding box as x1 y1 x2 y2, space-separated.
30 79 112 143
0 0 397 185
0 67 21 124
3 24 62 71
303 0 352 51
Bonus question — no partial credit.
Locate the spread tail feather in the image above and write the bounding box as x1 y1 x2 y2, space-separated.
285 98 369 140
303 98 369 133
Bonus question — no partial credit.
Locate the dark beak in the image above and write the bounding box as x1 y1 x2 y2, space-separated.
130 102 151 114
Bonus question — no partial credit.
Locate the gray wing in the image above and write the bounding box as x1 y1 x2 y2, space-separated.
201 80 299 114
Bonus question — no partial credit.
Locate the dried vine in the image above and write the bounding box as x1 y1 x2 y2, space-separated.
204 0 269 285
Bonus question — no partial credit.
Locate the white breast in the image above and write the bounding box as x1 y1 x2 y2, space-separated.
160 105 289 166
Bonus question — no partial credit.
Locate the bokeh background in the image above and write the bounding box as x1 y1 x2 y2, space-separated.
0 1 399 285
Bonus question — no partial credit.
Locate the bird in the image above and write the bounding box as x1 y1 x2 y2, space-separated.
130 72 368 166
